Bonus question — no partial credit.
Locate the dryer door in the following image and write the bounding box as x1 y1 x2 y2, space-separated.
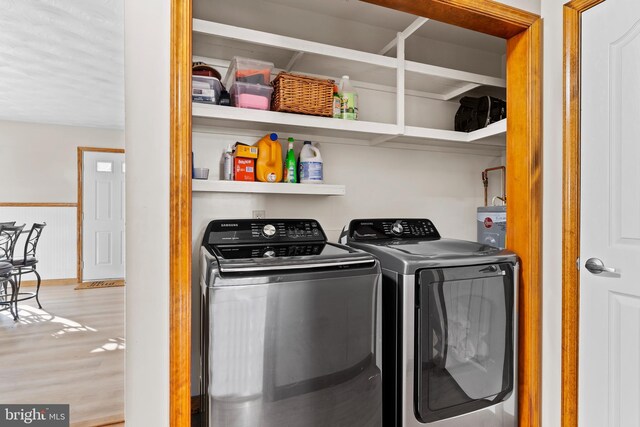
414 263 515 423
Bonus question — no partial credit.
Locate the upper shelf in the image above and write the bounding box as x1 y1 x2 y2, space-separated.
192 19 506 99
192 103 506 152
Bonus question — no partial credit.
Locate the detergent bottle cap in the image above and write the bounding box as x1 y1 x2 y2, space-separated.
269 133 278 141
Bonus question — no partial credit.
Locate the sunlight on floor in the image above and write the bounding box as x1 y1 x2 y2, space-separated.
91 337 126 353
2 305 99 336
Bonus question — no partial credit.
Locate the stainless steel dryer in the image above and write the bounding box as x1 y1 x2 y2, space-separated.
340 218 518 427
200 219 382 427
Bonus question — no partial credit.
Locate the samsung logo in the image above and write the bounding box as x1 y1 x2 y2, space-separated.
220 223 238 227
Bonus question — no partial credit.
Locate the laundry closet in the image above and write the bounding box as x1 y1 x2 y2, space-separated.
190 0 508 411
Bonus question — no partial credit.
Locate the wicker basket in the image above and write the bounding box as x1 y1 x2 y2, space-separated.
271 72 334 117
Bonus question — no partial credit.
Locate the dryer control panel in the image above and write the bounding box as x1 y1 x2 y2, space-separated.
348 218 440 241
204 219 326 246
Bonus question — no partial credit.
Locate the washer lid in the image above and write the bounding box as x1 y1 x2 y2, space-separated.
212 242 377 274
348 238 517 275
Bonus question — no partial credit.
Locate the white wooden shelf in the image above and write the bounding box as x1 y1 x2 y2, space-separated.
192 18 507 155
192 103 506 150
192 19 505 99
192 179 346 196
193 103 398 141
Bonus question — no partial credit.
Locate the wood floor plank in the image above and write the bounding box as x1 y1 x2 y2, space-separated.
0 283 124 427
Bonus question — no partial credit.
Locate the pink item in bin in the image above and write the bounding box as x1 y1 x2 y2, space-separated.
237 93 269 110
230 82 274 111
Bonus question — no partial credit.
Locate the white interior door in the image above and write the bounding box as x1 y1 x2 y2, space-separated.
83 150 125 281
580 1 640 425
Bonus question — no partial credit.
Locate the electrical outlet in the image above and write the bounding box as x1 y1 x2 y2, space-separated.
253 210 266 219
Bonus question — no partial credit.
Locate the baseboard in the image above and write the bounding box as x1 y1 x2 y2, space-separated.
19 278 78 287
192 394 203 415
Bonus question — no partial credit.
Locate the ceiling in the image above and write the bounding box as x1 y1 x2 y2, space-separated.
0 0 124 129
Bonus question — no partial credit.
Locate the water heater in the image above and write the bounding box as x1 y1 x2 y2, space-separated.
477 205 506 248
478 166 506 249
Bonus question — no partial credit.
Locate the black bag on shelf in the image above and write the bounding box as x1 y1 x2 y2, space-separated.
454 96 507 132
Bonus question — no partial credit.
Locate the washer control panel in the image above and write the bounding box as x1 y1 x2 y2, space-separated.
215 243 325 259
348 218 440 241
205 219 326 245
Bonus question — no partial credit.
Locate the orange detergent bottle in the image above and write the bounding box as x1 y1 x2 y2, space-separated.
255 133 283 182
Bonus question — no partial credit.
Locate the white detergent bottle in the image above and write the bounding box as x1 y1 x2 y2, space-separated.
299 141 323 184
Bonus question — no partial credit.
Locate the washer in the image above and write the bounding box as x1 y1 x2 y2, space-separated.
340 218 518 427
200 219 382 427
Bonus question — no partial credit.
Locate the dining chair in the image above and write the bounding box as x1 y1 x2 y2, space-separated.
0 223 23 261
0 261 17 320
0 224 24 318
11 222 46 311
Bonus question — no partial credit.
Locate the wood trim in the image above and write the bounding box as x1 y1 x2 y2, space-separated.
0 203 77 207
561 1 606 427
170 0 193 426
171 1 541 427
361 0 539 38
77 147 126 283
78 147 126 154
505 18 542 427
77 148 83 282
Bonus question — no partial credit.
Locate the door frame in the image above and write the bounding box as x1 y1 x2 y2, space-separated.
561 1 606 426
76 146 126 283
168 1 542 426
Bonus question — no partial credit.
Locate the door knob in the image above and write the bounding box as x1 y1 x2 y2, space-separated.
585 258 616 275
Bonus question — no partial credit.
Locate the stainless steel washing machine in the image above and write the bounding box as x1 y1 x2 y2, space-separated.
200 219 382 427
340 218 518 427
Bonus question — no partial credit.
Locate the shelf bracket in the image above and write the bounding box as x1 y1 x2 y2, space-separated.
378 17 429 55
443 83 481 101
286 51 305 72
396 32 405 132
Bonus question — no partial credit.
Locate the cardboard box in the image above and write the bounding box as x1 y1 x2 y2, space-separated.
233 142 259 159
234 157 255 181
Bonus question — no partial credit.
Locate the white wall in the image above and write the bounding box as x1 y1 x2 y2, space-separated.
124 0 170 425
0 120 124 203
0 206 76 280
541 1 563 426
495 0 541 15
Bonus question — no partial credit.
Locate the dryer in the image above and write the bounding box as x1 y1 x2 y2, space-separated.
340 218 518 427
200 219 382 427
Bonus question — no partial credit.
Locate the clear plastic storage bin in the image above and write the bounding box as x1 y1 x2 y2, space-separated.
224 57 274 88
230 82 274 110
192 76 222 104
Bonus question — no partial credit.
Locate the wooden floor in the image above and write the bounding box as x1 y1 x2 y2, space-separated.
0 281 124 427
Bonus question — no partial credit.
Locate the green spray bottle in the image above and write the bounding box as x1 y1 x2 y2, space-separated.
284 137 297 183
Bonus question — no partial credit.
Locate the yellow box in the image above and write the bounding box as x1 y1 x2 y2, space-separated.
233 143 258 159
